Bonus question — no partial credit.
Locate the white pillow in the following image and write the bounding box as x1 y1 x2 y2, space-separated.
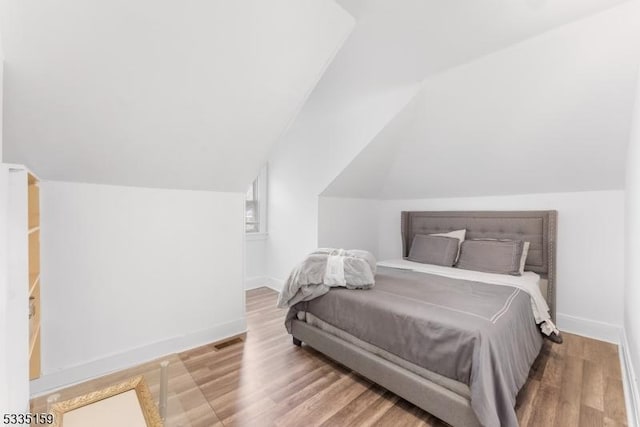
519 241 530 274
429 229 466 262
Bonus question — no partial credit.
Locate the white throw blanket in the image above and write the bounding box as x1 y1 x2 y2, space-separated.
277 248 376 308
324 251 346 286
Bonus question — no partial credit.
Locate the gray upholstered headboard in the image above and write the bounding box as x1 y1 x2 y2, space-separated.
401 210 558 321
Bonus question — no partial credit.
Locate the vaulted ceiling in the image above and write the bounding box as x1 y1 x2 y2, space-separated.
2 0 638 198
322 0 640 199
0 0 353 191
308 0 630 114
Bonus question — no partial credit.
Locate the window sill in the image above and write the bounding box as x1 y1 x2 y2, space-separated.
245 232 268 241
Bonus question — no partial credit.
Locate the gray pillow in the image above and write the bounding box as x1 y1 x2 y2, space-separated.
456 239 525 276
408 235 459 267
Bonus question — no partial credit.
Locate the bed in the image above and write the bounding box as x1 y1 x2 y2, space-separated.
285 210 558 427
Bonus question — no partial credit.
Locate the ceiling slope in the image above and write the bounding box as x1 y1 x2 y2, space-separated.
268 0 632 199
311 0 630 113
323 1 640 199
0 0 354 191
268 0 631 200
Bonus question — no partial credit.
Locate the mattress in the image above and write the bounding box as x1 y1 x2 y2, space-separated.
286 264 543 427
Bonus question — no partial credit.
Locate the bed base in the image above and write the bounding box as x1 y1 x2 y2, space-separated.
291 319 481 427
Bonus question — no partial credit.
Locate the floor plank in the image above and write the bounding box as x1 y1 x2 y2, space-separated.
582 359 605 411
554 355 583 427
604 376 628 425
580 404 604 427
528 382 560 427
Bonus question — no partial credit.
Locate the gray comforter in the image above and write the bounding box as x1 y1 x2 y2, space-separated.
286 266 543 427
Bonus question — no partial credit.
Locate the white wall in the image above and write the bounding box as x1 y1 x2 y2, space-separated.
266 85 419 285
0 169 7 412
32 181 246 394
0 167 30 413
319 191 625 342
245 238 267 289
0 34 19 413
0 28 4 390
318 197 380 256
0 29 3 160
623 59 640 422
4 169 28 411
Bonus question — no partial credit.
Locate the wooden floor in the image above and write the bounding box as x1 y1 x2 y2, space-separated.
30 353 221 426
34 287 628 426
179 287 628 427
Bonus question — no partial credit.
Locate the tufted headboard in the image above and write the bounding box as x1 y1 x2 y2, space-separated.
401 210 558 321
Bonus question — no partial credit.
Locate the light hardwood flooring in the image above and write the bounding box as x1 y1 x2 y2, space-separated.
181 287 628 427
33 287 628 426
30 354 222 426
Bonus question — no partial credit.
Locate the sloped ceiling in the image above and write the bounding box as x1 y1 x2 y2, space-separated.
267 0 632 192
0 0 354 191
323 1 640 199
310 0 629 113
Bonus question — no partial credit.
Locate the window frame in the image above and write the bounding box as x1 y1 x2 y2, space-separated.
245 165 268 239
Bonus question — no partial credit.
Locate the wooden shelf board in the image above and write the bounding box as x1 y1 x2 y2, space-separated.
28 172 40 185
29 272 39 285
29 324 40 359
28 230 40 279
29 276 40 296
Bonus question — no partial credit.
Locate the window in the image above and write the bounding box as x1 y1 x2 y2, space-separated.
245 165 267 235
245 179 259 233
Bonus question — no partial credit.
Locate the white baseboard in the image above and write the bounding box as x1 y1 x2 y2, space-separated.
245 276 270 290
30 318 247 398
265 277 284 292
556 313 621 344
620 329 640 427
244 276 284 293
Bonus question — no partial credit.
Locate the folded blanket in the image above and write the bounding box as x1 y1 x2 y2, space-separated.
276 248 376 308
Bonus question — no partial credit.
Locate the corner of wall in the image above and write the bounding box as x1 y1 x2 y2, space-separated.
1 58 4 163
556 313 622 344
245 276 271 291
623 37 640 427
621 329 640 427
265 277 284 293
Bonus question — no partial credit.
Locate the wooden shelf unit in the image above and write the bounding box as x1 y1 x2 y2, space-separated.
28 172 41 380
